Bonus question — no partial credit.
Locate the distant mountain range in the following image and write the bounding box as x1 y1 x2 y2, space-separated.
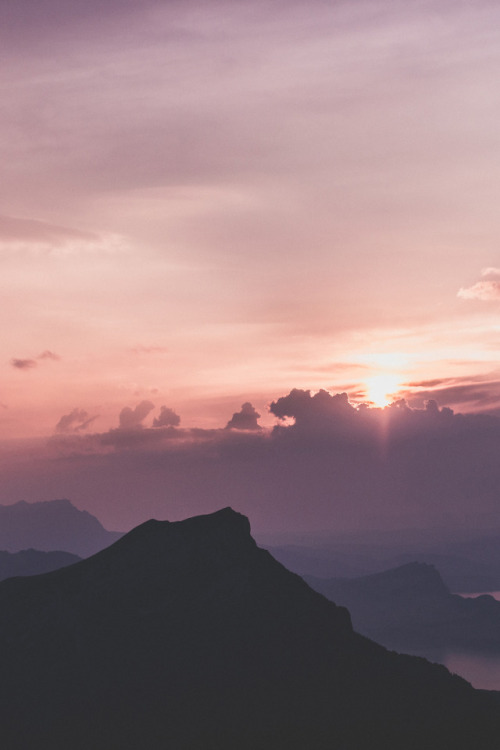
0 548 80 581
306 562 500 655
267 531 500 592
0 508 498 749
0 499 122 556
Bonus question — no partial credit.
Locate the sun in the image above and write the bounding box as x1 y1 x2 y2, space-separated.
365 374 401 408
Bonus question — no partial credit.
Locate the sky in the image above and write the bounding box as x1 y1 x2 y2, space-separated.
1 0 500 533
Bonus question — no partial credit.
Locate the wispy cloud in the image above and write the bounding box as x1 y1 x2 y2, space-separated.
481 267 500 277
11 358 37 370
10 351 61 369
0 215 129 257
55 408 98 433
131 345 169 355
400 373 500 413
458 281 500 301
458 268 500 301
38 350 61 361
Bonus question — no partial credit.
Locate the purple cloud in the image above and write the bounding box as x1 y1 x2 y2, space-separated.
55 408 98 433
270 389 355 432
225 402 261 431
29 387 500 534
152 406 181 428
400 374 500 414
11 358 37 370
118 400 155 430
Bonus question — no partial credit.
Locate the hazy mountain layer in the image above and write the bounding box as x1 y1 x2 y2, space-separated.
267 528 500 592
0 509 498 749
0 499 122 556
306 562 500 654
0 548 80 581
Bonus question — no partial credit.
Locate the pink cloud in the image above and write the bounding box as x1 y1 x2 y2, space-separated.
0 215 96 244
457 281 500 301
458 268 500 301
38 350 61 361
481 267 500 277
131 346 169 355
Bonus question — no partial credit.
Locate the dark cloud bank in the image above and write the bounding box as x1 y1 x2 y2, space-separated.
19 387 499 534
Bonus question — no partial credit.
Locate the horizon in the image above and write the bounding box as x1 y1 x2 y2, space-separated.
1 388 500 534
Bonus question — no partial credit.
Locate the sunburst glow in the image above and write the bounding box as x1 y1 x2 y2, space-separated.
365 374 402 408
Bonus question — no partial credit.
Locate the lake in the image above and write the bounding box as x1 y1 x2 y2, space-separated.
443 651 500 691
411 591 500 691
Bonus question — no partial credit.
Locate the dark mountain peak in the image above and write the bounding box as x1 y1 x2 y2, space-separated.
186 505 251 533
130 506 251 539
88 506 256 570
157 505 252 542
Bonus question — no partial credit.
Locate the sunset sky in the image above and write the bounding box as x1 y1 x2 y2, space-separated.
1 1 500 532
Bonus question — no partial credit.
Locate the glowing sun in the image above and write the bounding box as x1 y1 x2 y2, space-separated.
365 374 401 408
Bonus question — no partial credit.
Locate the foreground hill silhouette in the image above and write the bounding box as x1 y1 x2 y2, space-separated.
0 508 499 749
0 499 122 556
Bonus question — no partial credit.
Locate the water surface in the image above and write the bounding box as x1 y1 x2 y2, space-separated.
416 591 500 691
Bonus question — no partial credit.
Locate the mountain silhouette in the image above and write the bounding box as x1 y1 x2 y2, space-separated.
306 561 500 654
0 499 122 556
0 508 498 749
